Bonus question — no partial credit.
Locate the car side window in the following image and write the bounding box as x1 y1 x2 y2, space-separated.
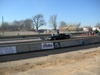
59 34 61 36
55 34 59 36
60 34 65 36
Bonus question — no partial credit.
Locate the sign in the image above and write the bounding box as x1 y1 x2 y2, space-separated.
42 43 54 49
0 46 16 55
53 42 61 48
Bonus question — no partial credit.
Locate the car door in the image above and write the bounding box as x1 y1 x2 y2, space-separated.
56 34 61 39
59 34 63 39
62 34 66 39
60 34 62 39
62 34 65 39
55 34 59 40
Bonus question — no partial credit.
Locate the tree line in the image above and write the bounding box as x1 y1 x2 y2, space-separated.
0 19 33 31
0 14 58 31
0 14 100 31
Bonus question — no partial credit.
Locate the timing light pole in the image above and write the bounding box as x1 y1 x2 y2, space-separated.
2 16 4 36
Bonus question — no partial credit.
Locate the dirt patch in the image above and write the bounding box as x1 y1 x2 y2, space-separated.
0 47 100 75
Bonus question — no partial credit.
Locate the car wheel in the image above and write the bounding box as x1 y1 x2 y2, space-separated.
54 38 56 40
66 36 70 39
66 37 68 39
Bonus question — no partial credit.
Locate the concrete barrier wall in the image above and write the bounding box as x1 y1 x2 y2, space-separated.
0 46 17 55
98 37 100 42
16 44 30 53
88 38 99 44
0 36 100 55
29 43 42 51
81 38 89 45
60 39 82 47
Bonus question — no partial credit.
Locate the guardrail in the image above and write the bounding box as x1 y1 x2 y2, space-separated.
0 32 85 39
0 34 51 39
0 36 100 55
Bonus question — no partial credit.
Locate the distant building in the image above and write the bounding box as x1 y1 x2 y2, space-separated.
38 29 51 33
59 23 80 31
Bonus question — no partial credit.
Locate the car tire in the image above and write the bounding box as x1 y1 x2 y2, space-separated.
66 37 68 39
66 36 70 39
54 38 56 40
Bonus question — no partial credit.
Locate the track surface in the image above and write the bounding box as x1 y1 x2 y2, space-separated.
0 35 88 45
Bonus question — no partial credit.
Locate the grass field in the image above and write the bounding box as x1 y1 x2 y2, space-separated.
0 31 46 36
0 31 84 36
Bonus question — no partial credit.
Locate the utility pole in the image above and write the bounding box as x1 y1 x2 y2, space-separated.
2 16 4 36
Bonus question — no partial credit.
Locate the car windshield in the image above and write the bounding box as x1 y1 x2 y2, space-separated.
54 34 59 36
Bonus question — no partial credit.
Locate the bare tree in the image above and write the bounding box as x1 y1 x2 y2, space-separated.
49 15 57 30
18 20 25 30
95 23 100 28
59 21 67 28
0 19 34 31
32 14 46 31
12 20 21 31
1 22 10 31
12 19 33 31
24 19 33 31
